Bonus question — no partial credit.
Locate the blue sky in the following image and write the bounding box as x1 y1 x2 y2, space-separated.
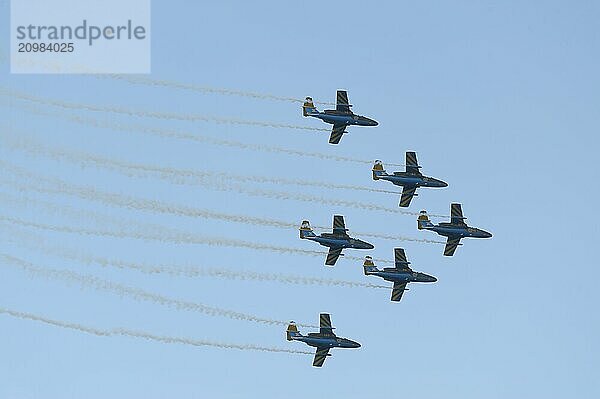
1 1 599 398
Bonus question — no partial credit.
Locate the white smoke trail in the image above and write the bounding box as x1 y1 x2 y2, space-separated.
0 172 297 230
0 100 378 165
11 241 390 289
217 182 450 217
0 189 161 236
2 165 425 262
0 226 390 290
0 156 446 225
0 306 313 354
383 162 406 167
0 181 445 245
0 213 393 264
0 174 443 257
0 130 405 196
227 184 425 215
0 214 324 257
0 253 318 328
0 53 331 107
347 230 445 244
0 87 330 132
103 75 336 106
0 182 442 257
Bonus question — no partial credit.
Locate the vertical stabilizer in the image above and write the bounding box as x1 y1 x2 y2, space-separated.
286 322 300 341
302 97 317 116
299 220 316 239
418 211 432 230
372 160 386 180
363 256 378 275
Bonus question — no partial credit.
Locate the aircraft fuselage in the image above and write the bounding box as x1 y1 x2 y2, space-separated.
309 110 378 127
425 224 492 239
370 269 437 283
379 173 448 188
305 234 374 250
290 334 361 349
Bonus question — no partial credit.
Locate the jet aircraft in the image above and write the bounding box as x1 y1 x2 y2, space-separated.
363 248 437 302
373 152 448 207
286 313 361 367
418 203 492 256
302 90 378 144
299 215 374 266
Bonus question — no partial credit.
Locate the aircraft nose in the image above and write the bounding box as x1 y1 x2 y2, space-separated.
362 117 378 126
364 242 375 249
430 276 438 282
439 181 449 188
483 231 493 238
350 341 361 348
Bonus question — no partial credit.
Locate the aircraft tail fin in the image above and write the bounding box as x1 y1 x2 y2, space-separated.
372 160 386 180
418 211 433 230
299 220 316 239
286 322 301 341
302 97 318 116
363 256 378 275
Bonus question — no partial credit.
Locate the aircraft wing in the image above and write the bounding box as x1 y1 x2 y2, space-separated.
399 186 417 208
394 248 411 270
450 203 466 225
313 347 330 367
444 237 461 256
336 90 351 113
405 151 422 175
325 247 343 266
332 215 347 235
329 123 346 144
391 282 408 302
319 313 335 335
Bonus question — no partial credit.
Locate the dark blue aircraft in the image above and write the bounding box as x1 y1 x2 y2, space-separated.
373 151 448 207
286 313 361 367
300 215 374 266
363 248 437 302
418 203 492 256
302 90 378 144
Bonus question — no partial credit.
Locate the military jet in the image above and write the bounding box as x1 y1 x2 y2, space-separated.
363 248 437 302
302 90 378 144
372 152 448 207
286 313 361 367
418 203 492 256
300 215 374 266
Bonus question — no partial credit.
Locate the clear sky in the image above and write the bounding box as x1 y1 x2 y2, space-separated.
1 1 599 398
